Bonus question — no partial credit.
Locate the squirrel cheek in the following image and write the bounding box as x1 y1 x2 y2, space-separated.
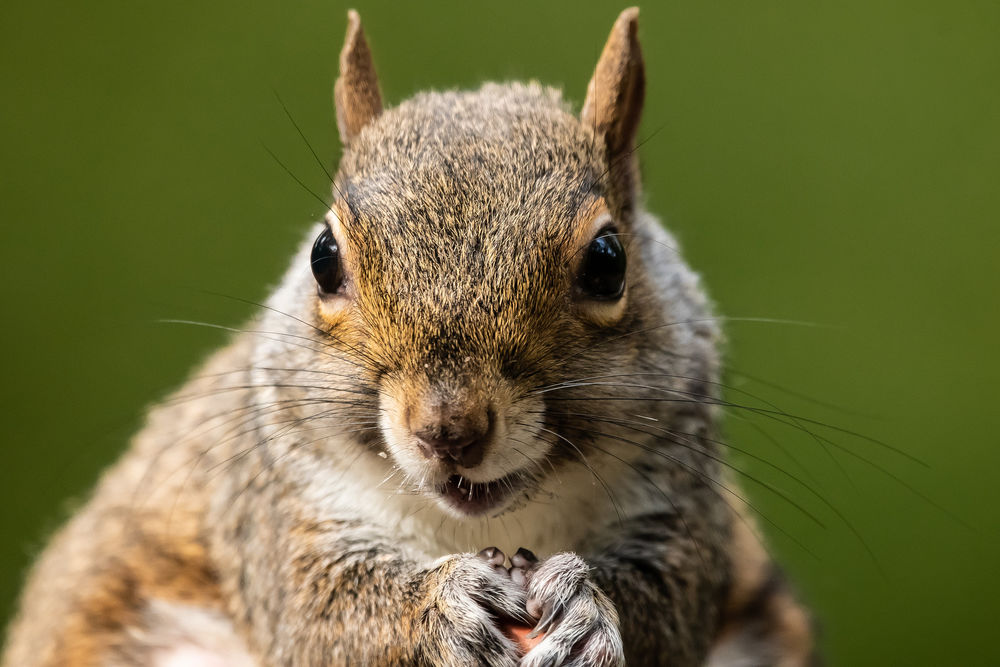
315 293 355 329
376 386 430 470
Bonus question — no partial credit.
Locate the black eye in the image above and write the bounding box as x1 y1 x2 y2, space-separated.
578 228 626 299
311 226 344 295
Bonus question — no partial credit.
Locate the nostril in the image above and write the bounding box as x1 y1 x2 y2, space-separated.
414 431 476 460
412 415 491 468
407 398 495 468
414 435 447 460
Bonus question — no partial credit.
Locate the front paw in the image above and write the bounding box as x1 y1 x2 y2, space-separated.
516 550 624 667
417 548 530 667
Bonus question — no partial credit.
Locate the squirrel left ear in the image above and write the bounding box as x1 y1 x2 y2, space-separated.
581 8 645 197
334 10 383 146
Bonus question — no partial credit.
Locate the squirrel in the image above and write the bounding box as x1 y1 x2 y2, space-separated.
2 8 816 667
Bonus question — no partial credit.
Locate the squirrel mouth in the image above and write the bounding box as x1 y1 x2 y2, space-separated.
439 473 521 516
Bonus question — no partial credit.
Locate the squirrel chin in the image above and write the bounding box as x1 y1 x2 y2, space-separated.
434 472 527 517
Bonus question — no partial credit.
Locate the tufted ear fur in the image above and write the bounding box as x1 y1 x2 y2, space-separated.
334 10 383 146
581 7 645 200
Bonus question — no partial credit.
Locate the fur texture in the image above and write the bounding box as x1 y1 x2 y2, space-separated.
2 9 815 666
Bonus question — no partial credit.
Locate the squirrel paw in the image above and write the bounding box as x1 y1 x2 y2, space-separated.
516 550 625 667
419 549 529 666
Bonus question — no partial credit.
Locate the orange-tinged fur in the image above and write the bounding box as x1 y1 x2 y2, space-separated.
4 9 817 667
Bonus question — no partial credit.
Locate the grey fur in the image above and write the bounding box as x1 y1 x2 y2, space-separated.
2 10 815 667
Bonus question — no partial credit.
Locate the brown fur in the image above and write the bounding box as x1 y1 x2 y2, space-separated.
708 502 816 666
3 8 816 666
3 338 250 666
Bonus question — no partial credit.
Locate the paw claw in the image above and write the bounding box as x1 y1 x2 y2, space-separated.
512 547 538 568
530 602 559 636
517 553 624 667
525 596 545 620
478 546 507 567
425 553 528 665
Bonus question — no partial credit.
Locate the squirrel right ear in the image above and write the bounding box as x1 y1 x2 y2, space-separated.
334 10 383 146
581 8 645 197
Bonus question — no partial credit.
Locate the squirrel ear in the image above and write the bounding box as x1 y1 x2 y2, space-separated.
581 8 645 193
334 10 383 146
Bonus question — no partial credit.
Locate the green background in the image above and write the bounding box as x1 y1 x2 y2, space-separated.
1 1 997 664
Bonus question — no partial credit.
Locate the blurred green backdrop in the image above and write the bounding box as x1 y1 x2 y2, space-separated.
1 1 998 664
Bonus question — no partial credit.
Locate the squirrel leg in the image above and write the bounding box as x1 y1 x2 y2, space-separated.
210 512 530 666
705 518 818 667
579 510 728 667
580 511 817 667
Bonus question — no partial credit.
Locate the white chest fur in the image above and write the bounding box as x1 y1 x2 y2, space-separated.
294 440 665 562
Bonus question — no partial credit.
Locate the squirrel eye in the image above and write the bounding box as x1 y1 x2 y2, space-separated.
578 228 626 300
311 226 344 295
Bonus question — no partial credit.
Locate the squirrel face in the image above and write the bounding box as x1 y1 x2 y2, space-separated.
263 11 719 518
327 85 641 516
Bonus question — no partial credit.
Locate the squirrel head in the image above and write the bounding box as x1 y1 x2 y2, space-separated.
261 9 719 518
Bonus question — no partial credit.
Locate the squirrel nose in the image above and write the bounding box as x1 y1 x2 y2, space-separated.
410 406 492 468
